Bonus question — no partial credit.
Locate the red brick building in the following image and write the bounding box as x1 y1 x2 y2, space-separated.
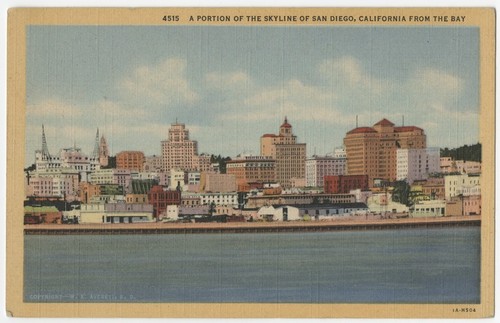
324 175 369 194
147 185 181 219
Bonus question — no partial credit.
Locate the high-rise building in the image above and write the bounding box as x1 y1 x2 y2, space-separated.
116 151 145 172
306 155 346 187
260 117 306 188
344 118 426 186
396 148 440 184
99 134 109 167
161 122 210 172
226 155 276 191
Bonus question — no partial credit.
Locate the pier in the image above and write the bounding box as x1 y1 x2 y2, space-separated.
24 216 481 235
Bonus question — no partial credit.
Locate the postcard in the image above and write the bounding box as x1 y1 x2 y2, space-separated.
6 7 495 318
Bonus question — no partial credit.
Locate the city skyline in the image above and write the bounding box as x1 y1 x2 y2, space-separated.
26 25 479 165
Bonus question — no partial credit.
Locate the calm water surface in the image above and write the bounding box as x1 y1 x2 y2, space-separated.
24 227 480 303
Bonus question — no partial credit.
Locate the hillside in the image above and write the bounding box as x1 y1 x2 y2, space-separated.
440 143 481 162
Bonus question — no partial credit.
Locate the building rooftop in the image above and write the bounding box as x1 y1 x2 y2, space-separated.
346 127 377 135
394 126 423 132
374 118 395 127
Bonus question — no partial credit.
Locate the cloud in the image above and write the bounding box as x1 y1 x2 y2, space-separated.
96 99 147 119
204 71 253 90
319 56 387 94
27 98 84 118
410 68 464 94
119 58 199 104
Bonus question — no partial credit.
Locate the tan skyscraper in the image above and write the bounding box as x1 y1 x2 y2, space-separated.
260 117 306 188
161 122 210 172
344 118 426 186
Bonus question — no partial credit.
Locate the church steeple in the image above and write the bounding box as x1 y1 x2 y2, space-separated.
99 133 109 167
41 124 51 158
92 128 100 158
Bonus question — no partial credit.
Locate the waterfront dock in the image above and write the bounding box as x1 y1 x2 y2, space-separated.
24 215 481 235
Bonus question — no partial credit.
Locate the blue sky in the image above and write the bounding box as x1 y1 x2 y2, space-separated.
25 25 479 164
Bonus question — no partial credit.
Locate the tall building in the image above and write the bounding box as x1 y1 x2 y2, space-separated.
344 118 426 186
305 155 346 187
396 148 440 184
226 155 276 191
99 133 109 167
116 151 145 171
161 122 210 172
34 125 100 176
199 172 237 193
324 175 369 194
260 117 306 188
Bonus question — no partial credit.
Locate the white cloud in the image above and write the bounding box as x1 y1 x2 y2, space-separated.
120 58 199 104
27 98 84 118
97 99 147 119
319 56 387 94
410 68 464 94
205 71 253 90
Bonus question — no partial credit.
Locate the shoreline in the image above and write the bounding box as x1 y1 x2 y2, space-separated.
24 215 481 235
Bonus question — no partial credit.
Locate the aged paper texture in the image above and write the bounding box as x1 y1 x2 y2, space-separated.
6 7 495 318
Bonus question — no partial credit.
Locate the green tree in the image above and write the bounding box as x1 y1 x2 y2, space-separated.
392 181 411 206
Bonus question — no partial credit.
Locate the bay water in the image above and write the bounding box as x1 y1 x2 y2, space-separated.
24 227 480 303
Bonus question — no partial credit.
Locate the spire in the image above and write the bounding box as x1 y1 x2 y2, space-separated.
41 124 51 158
92 128 100 157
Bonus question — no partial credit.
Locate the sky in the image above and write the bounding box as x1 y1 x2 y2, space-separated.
25 25 479 165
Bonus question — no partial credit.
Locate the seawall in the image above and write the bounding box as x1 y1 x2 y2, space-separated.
24 216 481 235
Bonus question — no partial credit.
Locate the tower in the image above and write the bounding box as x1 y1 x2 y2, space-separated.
260 117 306 188
99 133 109 167
41 124 51 159
92 128 100 158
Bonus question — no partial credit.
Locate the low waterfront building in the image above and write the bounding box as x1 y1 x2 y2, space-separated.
246 193 355 208
446 198 463 217
463 195 481 215
409 200 446 218
257 205 301 221
79 203 154 224
295 203 369 220
24 205 61 224
147 185 182 219
179 205 210 218
446 195 481 216
366 193 409 214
